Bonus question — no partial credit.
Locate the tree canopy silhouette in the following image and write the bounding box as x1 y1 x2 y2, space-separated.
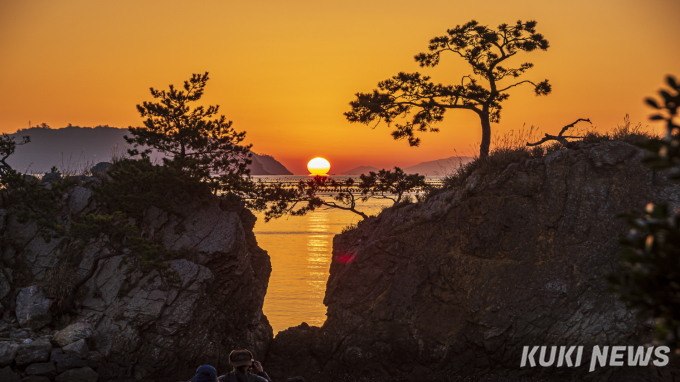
125 72 251 193
345 20 551 157
251 167 429 221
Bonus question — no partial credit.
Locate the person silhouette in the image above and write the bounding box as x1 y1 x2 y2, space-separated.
218 349 272 382
191 365 218 382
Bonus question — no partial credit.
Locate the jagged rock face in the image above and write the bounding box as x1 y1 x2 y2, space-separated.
82 200 273 381
267 142 679 381
0 173 273 381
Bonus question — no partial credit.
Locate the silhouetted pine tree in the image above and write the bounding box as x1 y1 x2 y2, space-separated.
345 20 551 158
125 72 252 194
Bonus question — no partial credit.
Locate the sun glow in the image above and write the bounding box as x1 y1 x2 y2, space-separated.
307 157 331 175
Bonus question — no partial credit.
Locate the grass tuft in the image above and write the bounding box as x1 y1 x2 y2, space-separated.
341 223 357 234
581 114 658 146
438 115 658 192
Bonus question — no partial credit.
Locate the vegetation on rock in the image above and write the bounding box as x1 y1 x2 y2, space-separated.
436 115 658 193
96 157 213 220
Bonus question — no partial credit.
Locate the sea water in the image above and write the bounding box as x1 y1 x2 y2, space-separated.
252 176 403 334
254 197 393 334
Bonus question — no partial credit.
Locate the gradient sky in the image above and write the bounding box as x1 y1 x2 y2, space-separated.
1 0 678 174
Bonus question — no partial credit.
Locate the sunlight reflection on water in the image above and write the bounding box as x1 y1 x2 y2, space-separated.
253 196 394 334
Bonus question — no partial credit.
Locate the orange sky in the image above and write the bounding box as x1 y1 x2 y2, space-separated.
1 0 678 174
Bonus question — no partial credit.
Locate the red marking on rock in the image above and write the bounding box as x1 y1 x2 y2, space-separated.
336 254 356 263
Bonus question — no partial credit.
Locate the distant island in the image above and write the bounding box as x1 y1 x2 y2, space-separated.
403 156 473 175
7 125 293 175
341 156 473 176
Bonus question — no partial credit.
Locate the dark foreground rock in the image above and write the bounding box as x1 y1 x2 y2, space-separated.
0 165 273 381
267 142 680 382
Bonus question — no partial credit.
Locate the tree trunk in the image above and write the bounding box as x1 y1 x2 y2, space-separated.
479 108 492 158
352 208 369 220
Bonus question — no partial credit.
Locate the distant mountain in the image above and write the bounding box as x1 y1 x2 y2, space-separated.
340 157 473 177
251 153 292 175
7 125 293 175
341 166 380 175
403 156 473 176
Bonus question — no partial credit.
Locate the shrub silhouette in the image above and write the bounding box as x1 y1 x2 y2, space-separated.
609 75 680 349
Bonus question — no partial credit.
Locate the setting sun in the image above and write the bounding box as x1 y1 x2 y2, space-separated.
1 1 679 380
307 157 331 175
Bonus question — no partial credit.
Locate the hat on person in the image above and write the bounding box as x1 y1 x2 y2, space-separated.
229 349 254 367
194 365 217 382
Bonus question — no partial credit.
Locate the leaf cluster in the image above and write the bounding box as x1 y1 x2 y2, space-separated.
639 76 680 175
358 167 429 204
415 20 549 79
95 157 213 220
0 169 66 234
609 75 680 349
609 203 680 349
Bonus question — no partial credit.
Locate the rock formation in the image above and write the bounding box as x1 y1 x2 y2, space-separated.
0 167 273 381
266 141 680 381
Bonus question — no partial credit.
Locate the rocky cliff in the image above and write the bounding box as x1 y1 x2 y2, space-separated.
266 141 680 381
0 169 273 381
